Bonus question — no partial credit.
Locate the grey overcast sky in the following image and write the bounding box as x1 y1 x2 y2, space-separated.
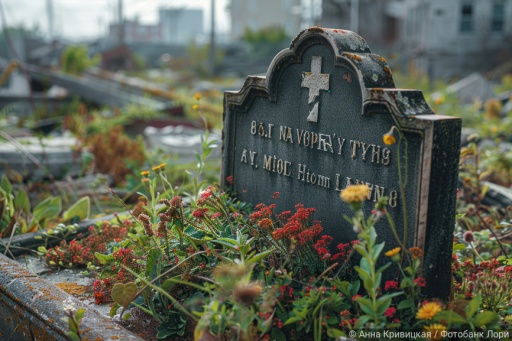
1 0 229 40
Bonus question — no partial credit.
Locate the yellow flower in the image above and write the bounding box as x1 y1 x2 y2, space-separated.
340 185 370 203
424 324 446 341
192 104 199 111
383 134 396 145
383 127 397 145
152 163 166 173
385 247 401 257
433 96 445 105
140 170 150 177
194 92 203 101
416 302 442 320
385 247 401 261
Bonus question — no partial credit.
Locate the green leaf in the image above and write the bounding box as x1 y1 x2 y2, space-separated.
211 239 239 251
32 196 62 225
246 248 274 265
110 303 120 317
356 297 374 316
1 175 12 194
354 314 372 329
111 282 138 308
327 328 345 338
435 310 467 325
369 227 377 246
62 196 90 222
284 315 303 326
145 248 162 280
473 311 500 327
94 252 114 265
481 184 489 198
354 243 368 257
68 332 81 341
452 243 467 251
75 308 85 321
271 328 287 341
375 273 382 290
156 317 186 339
14 190 30 214
376 296 392 315
354 265 370 278
400 277 413 289
466 295 481 319
397 299 413 310
373 242 385 261
376 262 391 275
351 280 361 297
360 257 371 274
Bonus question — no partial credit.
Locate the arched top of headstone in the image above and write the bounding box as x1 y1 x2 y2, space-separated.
227 27 436 121
272 27 394 92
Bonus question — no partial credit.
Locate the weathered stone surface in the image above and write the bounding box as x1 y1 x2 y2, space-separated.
0 253 143 340
221 27 461 299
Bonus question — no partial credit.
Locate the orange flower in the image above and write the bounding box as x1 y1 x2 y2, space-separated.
409 246 423 259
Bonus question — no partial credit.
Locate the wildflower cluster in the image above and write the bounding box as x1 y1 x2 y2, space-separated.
454 258 512 311
271 204 322 245
44 221 129 268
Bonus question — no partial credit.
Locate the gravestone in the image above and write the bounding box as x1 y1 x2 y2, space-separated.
221 27 461 299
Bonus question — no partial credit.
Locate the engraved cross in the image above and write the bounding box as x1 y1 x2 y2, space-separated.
301 56 330 104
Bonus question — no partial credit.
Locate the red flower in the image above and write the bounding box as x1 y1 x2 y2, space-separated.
352 294 362 301
192 208 208 219
384 280 399 291
414 277 426 287
384 307 396 318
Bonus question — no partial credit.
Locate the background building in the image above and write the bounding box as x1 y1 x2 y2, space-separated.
320 0 512 79
159 8 204 44
228 0 302 40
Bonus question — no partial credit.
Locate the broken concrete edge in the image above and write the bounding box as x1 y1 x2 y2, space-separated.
0 211 131 257
0 252 144 341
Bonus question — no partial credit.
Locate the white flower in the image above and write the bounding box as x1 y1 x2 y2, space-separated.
63 298 76 313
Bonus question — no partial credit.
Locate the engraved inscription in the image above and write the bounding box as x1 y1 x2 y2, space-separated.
251 121 274 139
335 175 398 207
241 120 398 208
240 149 258 168
263 155 292 176
298 164 331 188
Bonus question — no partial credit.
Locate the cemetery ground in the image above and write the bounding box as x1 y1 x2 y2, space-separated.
2 31 512 340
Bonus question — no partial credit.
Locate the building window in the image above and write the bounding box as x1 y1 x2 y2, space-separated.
460 1 474 32
491 1 505 32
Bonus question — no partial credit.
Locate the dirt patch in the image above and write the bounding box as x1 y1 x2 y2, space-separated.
54 282 89 296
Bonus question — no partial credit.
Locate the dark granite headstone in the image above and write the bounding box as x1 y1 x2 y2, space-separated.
221 27 461 299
